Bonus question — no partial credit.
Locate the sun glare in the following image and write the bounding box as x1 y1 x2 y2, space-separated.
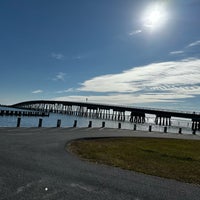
143 3 168 31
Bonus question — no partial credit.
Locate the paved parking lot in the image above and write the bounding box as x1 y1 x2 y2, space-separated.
0 127 200 200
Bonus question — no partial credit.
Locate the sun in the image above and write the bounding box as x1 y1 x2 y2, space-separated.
142 3 168 30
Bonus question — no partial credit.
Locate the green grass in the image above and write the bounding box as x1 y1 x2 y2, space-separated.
68 137 200 185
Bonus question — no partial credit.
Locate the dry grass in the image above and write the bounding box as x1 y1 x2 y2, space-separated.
68 137 200 185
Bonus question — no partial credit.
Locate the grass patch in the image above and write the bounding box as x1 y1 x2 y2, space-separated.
68 137 200 185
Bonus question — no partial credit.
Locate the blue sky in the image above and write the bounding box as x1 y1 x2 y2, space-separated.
0 0 200 111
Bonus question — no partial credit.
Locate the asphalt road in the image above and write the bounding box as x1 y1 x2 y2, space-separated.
0 127 200 200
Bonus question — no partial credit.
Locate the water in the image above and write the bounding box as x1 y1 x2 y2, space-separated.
0 106 199 135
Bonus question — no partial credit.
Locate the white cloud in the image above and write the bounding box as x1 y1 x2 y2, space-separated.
51 53 64 60
169 50 184 55
56 88 74 94
129 30 142 36
72 55 82 60
32 90 43 94
75 58 200 104
169 39 200 56
79 58 200 92
187 40 200 48
53 93 192 105
53 72 66 81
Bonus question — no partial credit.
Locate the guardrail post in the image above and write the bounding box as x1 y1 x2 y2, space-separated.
57 119 61 128
133 124 137 131
118 123 121 129
73 120 77 127
88 121 92 128
38 118 43 128
102 121 105 128
164 126 167 133
17 117 21 127
178 128 182 134
149 125 152 132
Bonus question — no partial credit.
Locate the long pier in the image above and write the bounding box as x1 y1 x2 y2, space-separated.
0 109 49 117
12 100 200 131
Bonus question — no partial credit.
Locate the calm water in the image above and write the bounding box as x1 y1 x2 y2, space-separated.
0 106 199 135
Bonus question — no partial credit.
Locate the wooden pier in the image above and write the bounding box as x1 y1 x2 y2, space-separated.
0 109 49 117
12 100 200 131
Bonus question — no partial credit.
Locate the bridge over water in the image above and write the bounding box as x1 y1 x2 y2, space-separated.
12 100 200 131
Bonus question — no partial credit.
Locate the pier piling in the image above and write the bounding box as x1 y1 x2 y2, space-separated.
88 121 92 128
17 118 21 127
38 118 43 128
149 125 152 132
57 119 61 128
73 120 77 127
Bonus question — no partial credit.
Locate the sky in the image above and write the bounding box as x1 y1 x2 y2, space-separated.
0 0 200 112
